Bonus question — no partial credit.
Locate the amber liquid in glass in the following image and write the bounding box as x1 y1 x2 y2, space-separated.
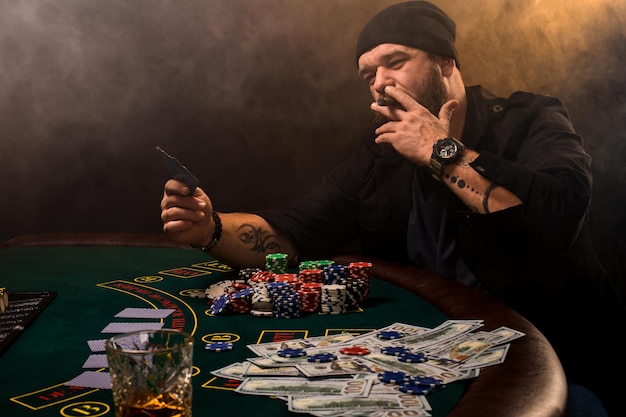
120 394 187 417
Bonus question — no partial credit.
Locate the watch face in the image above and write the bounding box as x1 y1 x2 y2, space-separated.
437 139 460 160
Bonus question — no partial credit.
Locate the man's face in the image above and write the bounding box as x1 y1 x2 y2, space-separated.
357 43 448 116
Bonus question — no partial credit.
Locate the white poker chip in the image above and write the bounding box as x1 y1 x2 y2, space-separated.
188 289 207 298
205 280 237 300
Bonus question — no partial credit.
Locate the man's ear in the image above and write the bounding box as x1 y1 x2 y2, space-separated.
437 56 456 77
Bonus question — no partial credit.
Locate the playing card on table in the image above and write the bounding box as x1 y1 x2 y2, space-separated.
156 146 199 193
65 371 112 389
100 322 164 333
114 307 175 319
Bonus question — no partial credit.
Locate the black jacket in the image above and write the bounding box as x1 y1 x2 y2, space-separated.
257 85 624 412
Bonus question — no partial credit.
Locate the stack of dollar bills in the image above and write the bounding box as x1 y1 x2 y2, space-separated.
211 320 524 416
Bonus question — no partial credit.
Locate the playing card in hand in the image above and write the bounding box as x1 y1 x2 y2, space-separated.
156 146 199 193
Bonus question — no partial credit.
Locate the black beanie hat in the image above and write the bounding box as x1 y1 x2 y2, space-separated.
356 1 458 66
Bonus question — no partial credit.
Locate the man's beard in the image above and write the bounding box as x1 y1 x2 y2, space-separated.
373 63 448 125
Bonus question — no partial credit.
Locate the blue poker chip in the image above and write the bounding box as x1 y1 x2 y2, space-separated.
209 294 231 314
205 342 233 352
398 382 433 395
307 353 337 363
277 348 307 358
381 346 411 356
409 376 444 388
398 352 427 363
377 371 410 384
231 288 253 299
377 331 405 340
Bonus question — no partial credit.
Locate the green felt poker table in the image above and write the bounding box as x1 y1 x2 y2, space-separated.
0 233 566 417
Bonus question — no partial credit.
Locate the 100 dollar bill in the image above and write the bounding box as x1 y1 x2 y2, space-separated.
235 375 374 397
288 392 428 413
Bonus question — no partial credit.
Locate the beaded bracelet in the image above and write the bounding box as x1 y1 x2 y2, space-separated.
192 212 222 252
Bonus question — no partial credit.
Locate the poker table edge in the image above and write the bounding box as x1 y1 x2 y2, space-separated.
334 254 567 417
0 232 191 249
1 233 567 417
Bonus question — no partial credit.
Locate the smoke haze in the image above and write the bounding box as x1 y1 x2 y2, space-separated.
0 0 624 294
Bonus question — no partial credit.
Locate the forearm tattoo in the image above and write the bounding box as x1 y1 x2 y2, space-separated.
446 172 481 213
443 156 499 213
237 223 281 253
482 183 499 213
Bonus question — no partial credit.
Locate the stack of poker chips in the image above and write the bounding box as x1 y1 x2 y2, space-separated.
205 254 373 319
250 278 274 318
348 261 372 301
267 281 301 319
265 253 288 274
0 287 7 313
320 284 347 314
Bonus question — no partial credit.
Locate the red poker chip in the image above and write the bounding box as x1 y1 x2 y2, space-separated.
348 262 372 268
339 346 371 356
300 282 323 289
299 269 324 283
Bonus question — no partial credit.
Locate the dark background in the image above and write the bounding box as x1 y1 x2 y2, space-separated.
1 0 624 297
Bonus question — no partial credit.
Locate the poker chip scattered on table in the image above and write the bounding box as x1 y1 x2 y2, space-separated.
239 267 261 279
205 280 237 302
205 342 233 352
378 371 410 384
381 346 411 356
377 330 405 340
409 376 444 388
251 310 274 317
188 289 207 298
398 382 433 395
398 352 427 363
339 346 371 356
307 353 337 363
277 348 307 358
209 293 231 315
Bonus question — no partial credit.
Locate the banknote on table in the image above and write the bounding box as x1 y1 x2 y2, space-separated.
489 326 526 344
246 356 307 368
236 375 375 397
241 360 303 377
211 362 245 380
314 407 432 417
247 333 356 357
288 392 429 414
424 326 522 369
357 352 464 383
309 376 434 416
461 343 510 369
426 331 502 366
217 320 522 416
398 319 484 351
347 322 432 345
296 357 381 377
338 333 409 353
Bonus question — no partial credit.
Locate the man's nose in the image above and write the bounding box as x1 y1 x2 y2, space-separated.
373 69 393 96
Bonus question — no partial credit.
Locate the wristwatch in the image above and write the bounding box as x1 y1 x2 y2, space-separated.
429 137 465 181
